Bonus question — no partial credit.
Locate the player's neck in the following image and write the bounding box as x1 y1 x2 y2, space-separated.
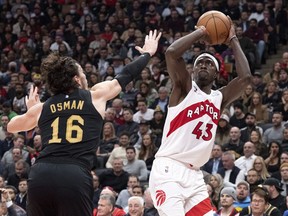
195 81 213 94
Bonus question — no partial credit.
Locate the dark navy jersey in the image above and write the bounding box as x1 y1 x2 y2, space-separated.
37 89 103 168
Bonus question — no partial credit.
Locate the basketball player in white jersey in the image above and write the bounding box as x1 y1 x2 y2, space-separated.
149 19 252 215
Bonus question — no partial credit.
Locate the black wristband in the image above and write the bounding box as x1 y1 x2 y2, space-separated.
115 53 151 89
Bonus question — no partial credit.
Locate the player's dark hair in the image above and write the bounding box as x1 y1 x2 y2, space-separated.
41 52 80 95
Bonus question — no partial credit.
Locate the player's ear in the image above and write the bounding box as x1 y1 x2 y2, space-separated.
73 75 81 85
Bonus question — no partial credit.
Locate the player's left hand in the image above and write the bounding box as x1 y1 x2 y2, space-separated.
135 30 162 56
26 85 40 110
195 25 212 45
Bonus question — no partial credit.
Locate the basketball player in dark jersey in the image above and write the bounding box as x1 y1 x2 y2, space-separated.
7 30 161 216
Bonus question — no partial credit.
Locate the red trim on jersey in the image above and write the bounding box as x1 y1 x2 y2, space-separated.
167 100 220 137
185 197 212 216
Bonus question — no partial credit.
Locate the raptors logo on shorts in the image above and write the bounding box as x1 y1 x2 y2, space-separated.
156 190 166 206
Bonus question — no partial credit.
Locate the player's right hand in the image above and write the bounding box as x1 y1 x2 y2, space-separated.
26 85 40 110
195 25 212 45
135 30 162 56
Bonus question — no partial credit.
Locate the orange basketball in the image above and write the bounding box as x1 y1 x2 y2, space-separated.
197 10 230 45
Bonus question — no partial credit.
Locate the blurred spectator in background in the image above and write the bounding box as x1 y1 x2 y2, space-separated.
202 144 223 175
223 127 244 158
265 141 282 175
244 19 265 67
133 100 154 123
247 92 269 125
238 84 254 112
215 114 232 146
229 103 246 129
273 0 287 45
263 62 281 84
99 158 129 194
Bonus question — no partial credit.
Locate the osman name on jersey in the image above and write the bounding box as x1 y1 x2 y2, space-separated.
49 100 84 113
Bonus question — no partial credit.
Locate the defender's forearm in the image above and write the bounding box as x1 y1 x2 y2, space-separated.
115 53 150 89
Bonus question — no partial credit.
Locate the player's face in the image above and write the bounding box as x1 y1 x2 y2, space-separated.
76 64 88 90
193 56 217 85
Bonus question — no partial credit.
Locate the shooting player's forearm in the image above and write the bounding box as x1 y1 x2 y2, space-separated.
166 29 204 59
231 37 252 80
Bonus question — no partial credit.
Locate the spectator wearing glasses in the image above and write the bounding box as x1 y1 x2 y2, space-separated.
239 185 281 216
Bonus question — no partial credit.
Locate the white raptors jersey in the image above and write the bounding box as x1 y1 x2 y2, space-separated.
156 81 223 167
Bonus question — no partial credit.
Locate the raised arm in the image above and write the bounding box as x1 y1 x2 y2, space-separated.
91 30 161 102
7 103 43 133
220 18 252 110
7 85 43 133
165 27 208 106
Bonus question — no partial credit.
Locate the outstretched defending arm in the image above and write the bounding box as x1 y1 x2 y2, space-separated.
91 30 161 101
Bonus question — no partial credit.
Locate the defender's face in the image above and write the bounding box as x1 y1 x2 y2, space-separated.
76 64 88 90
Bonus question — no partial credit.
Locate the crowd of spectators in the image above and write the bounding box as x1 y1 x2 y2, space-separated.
0 0 288 215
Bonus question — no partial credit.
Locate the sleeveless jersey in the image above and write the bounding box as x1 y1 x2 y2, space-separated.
37 89 103 169
155 81 223 167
